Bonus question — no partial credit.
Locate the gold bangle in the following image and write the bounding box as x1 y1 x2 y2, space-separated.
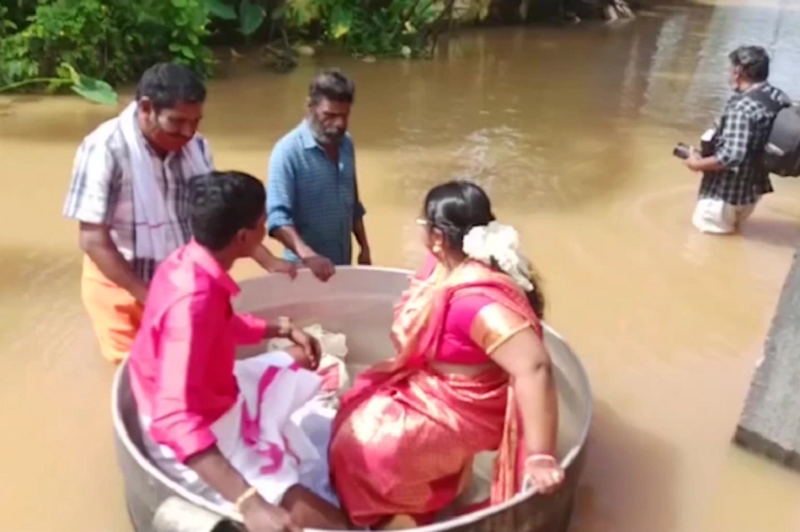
526 453 558 467
234 486 258 514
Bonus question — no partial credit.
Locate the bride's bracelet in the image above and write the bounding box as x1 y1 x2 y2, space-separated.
525 453 558 467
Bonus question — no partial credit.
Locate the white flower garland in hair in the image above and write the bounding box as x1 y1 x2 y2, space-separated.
462 221 534 292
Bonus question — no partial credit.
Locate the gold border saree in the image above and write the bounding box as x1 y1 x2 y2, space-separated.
329 261 541 527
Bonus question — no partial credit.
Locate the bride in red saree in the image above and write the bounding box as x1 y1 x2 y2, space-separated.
329 181 564 529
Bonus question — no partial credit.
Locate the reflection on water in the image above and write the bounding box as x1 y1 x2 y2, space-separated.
2 0 800 530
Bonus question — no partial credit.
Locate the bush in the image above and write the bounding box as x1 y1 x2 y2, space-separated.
205 0 449 58
0 0 471 98
0 0 213 88
304 0 443 57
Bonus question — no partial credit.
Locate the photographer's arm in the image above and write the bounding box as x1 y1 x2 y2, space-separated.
687 109 749 172
686 153 726 173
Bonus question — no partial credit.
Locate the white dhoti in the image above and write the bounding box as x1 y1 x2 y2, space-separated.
140 350 341 508
692 197 758 234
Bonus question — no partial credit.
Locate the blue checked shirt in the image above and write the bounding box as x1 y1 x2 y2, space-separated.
266 120 366 265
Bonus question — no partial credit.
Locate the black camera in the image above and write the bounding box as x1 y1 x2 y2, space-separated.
674 128 716 160
673 143 691 160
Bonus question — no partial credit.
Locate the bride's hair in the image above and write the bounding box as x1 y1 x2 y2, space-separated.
422 180 545 319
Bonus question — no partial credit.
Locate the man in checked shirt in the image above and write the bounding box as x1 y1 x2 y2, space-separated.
685 45 791 234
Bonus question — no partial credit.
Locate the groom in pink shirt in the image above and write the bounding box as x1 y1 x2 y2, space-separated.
128 170 350 532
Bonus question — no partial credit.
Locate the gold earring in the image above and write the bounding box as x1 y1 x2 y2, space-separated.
432 243 442 255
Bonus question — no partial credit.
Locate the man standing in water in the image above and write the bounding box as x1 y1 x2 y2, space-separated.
685 45 791 234
63 63 294 363
266 69 371 281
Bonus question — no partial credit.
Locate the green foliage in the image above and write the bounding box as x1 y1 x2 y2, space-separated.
206 0 445 57
0 0 468 102
239 0 267 36
285 0 320 27
306 0 443 57
0 62 118 105
207 0 239 20
0 5 18 39
156 0 215 73
0 0 126 85
0 0 213 91
0 1 36 35
205 0 278 38
64 64 119 105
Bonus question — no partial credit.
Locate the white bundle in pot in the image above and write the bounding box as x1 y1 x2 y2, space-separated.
266 324 351 406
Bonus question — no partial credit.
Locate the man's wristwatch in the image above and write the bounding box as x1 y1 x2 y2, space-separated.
277 316 292 338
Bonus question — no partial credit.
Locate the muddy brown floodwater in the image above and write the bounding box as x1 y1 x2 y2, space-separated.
2 0 800 530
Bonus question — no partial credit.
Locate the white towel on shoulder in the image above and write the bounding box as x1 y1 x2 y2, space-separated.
119 102 210 262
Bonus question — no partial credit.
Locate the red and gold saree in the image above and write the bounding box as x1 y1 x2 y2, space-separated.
329 259 542 527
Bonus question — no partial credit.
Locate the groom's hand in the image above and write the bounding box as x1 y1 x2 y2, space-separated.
287 327 321 370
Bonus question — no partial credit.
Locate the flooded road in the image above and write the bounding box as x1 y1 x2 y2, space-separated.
2 0 800 530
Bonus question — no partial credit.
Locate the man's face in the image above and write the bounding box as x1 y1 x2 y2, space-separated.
238 212 267 257
139 98 204 152
729 64 744 92
308 98 351 145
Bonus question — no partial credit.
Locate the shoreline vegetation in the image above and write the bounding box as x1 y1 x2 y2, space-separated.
0 0 635 105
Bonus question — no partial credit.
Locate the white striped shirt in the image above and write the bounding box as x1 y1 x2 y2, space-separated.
63 116 214 282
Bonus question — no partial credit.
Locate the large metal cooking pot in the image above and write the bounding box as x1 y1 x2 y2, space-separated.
113 267 593 532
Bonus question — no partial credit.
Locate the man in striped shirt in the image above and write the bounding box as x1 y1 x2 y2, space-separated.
63 63 294 363
267 69 371 282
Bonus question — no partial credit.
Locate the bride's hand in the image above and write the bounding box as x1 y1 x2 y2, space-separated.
523 454 564 495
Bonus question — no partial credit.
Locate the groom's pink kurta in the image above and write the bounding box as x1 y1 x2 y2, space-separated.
128 239 268 463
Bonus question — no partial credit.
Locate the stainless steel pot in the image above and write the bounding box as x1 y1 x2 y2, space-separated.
113 267 593 532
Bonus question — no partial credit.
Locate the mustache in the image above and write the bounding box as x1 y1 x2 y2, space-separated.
162 131 193 141
151 122 193 142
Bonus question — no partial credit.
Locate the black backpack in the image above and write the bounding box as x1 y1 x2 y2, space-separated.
747 89 800 177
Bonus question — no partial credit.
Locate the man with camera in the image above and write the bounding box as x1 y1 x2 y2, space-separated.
684 46 791 234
